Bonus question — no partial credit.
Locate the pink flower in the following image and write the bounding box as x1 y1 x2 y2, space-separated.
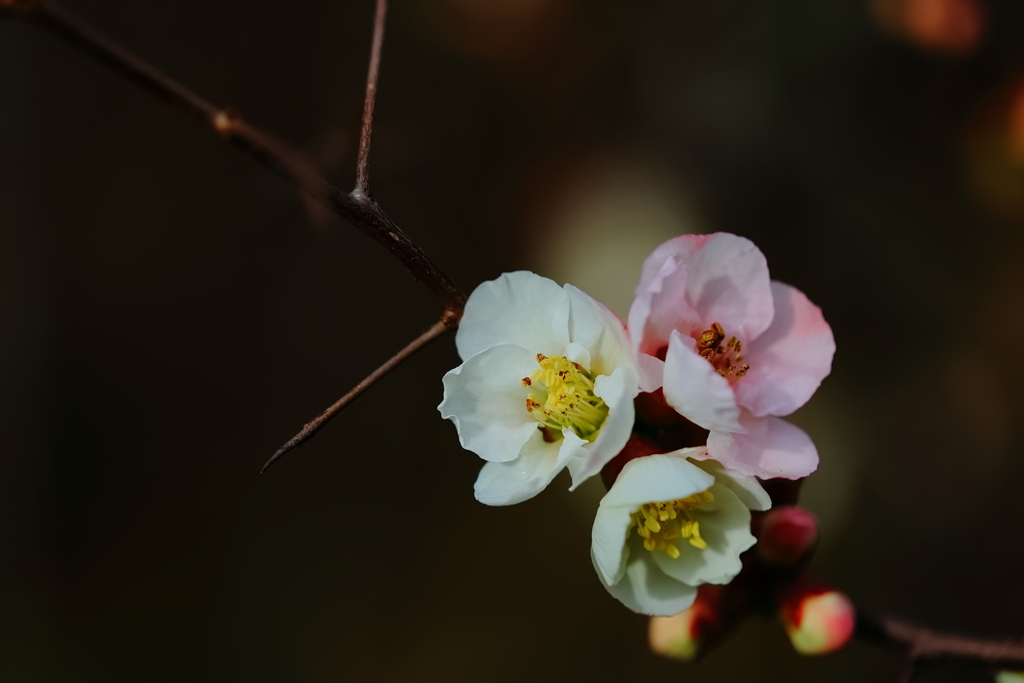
628 233 834 479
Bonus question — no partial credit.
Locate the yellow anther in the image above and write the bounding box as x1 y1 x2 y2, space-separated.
522 354 608 440
688 522 708 550
630 491 713 558
697 322 751 381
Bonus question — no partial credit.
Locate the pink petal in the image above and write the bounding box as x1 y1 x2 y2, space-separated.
636 233 713 291
662 330 743 433
706 413 818 480
735 281 835 418
635 353 664 394
683 233 774 341
627 254 701 356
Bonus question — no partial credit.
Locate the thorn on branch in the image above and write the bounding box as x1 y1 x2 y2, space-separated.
261 319 452 473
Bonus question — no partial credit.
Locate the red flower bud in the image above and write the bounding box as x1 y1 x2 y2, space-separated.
757 506 818 565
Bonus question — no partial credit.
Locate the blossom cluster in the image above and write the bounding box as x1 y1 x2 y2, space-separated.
439 233 835 618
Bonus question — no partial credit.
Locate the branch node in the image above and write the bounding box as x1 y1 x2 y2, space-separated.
441 305 463 329
211 107 241 137
348 188 373 206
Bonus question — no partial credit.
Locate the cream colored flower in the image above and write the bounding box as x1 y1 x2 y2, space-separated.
591 449 769 615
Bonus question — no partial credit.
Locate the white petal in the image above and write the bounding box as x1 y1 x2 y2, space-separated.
564 283 634 378
456 271 571 361
662 330 743 433
591 504 634 585
652 483 756 586
593 549 698 616
691 458 772 512
439 344 540 463
706 413 819 480
563 341 591 370
565 366 638 490
600 452 714 510
473 428 579 506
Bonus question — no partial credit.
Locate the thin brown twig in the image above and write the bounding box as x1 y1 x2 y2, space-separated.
261 319 452 473
1 0 466 315
1 0 467 465
856 609 1024 672
354 0 387 196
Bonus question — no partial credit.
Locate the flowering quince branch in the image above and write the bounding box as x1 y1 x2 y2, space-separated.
0 0 469 467
439 234 1024 679
6 0 1024 675
0 0 464 308
354 0 386 198
855 611 1024 678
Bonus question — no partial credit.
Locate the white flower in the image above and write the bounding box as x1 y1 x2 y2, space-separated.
591 449 770 616
439 271 647 506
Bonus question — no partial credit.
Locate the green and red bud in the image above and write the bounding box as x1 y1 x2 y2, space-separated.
649 585 724 662
778 581 855 655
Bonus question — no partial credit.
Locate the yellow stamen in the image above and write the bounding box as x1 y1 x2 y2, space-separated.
523 354 608 440
630 491 714 557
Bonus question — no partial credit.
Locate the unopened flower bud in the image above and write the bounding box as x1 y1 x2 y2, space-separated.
778 582 855 655
757 506 818 565
648 586 722 661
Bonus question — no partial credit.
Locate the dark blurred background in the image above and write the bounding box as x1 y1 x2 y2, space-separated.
1 0 1022 681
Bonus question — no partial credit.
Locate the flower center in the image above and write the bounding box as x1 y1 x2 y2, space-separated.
631 491 714 558
697 322 749 380
522 354 608 440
